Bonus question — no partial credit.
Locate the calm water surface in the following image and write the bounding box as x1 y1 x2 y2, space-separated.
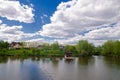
0 56 120 80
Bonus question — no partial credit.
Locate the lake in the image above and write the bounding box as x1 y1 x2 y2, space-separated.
0 56 120 80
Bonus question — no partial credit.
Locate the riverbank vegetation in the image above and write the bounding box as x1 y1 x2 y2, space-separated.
0 40 120 57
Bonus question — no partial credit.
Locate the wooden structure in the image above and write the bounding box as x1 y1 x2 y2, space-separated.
64 52 74 59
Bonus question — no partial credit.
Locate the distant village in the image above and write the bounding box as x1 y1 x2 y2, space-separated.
9 42 43 49
9 42 64 50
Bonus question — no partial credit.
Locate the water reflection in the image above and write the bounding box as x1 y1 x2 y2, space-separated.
64 59 74 63
0 56 120 80
50 58 59 67
0 56 8 63
78 56 94 65
0 56 51 80
104 57 120 67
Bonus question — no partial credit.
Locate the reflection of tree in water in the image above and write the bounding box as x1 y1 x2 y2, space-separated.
19 56 29 62
78 56 94 66
104 57 120 68
9 56 41 62
31 57 40 62
41 58 51 63
8 56 29 63
64 59 74 63
0 56 8 63
50 58 60 67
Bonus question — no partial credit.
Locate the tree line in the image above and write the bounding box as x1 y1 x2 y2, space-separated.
0 40 120 57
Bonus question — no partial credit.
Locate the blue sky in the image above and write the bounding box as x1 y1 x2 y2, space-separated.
0 0 69 33
0 0 120 45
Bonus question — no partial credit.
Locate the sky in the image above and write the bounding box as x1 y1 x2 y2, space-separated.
0 0 120 46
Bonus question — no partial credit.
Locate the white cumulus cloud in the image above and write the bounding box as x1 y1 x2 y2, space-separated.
0 0 34 23
39 0 120 45
0 20 35 42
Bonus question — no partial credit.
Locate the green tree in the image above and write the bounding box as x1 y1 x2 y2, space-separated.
50 42 61 54
76 40 94 55
65 45 77 54
40 43 50 54
102 40 114 55
95 46 103 55
50 42 59 50
0 40 9 49
113 40 120 55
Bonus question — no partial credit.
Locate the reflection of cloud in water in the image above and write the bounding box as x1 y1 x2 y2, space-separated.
0 57 120 80
20 58 53 80
0 58 53 80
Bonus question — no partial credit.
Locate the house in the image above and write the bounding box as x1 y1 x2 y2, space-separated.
9 42 43 49
9 42 23 49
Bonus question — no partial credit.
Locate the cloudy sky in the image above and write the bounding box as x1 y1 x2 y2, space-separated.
0 0 120 45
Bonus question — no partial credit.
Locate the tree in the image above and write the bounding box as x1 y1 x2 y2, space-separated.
50 42 59 50
50 42 61 54
95 46 103 55
102 40 114 55
0 40 9 49
113 40 120 55
75 40 94 55
64 45 77 54
40 43 50 51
